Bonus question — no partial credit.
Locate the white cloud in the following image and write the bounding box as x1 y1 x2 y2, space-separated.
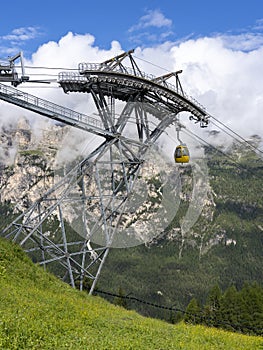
168 36 263 141
0 26 43 56
23 32 122 111
253 18 263 31
1 26 41 43
219 33 263 51
0 30 263 158
128 9 174 45
129 9 172 32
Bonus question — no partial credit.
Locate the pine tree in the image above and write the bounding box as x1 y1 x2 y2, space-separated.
240 282 263 335
220 285 240 332
203 284 222 327
184 298 202 325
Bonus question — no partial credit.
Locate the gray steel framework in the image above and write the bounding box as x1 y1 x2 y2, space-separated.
0 50 209 293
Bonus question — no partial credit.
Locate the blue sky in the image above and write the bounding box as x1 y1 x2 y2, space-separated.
1 0 263 58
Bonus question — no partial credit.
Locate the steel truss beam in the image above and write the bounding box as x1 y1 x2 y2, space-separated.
1 50 209 293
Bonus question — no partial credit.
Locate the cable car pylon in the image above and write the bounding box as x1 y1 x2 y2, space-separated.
0 50 209 293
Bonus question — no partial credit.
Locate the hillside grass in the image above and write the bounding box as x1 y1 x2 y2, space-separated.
0 238 262 350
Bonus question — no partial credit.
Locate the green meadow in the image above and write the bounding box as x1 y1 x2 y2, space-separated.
0 237 262 349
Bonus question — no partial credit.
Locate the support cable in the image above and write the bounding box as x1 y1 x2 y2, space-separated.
209 117 263 155
94 288 263 335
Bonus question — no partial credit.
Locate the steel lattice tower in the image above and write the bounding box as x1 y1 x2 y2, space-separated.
0 50 209 293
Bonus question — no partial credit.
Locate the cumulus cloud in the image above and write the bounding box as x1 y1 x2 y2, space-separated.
219 33 263 51
21 33 123 117
0 29 263 159
168 36 263 140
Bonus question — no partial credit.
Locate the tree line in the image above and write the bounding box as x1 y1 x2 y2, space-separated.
184 282 263 336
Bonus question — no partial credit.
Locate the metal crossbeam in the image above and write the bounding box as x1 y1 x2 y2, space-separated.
0 50 210 294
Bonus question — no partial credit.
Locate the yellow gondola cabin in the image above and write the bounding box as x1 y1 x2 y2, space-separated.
174 144 190 163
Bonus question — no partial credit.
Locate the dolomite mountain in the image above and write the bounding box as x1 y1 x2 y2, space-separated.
0 116 262 261
0 117 67 212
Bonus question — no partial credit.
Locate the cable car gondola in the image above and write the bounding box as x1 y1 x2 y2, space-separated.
174 144 190 163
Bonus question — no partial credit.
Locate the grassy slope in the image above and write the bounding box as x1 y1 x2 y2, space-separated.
0 238 262 350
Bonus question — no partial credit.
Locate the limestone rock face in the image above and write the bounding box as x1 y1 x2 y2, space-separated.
1 116 261 258
0 117 67 212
